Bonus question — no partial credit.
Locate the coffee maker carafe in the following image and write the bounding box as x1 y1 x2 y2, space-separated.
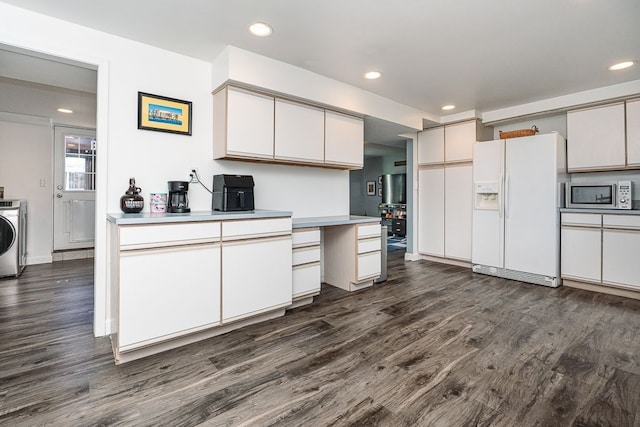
167 181 190 213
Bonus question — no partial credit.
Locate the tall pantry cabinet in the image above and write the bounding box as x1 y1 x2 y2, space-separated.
417 120 492 263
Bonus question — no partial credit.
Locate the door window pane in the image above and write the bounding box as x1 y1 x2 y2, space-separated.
65 135 97 191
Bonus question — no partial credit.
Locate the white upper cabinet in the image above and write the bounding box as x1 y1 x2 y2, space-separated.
417 127 445 165
213 85 363 170
626 99 640 168
275 99 325 164
567 103 626 172
418 120 490 165
213 86 274 160
324 111 364 168
444 121 476 163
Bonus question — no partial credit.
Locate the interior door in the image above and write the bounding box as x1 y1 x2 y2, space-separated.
53 126 96 251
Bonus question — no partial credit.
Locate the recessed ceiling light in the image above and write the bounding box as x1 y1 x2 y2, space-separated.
57 108 73 114
249 22 273 37
608 61 636 71
364 71 382 80
442 105 456 111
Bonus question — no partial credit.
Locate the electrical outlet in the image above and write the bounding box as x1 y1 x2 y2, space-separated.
189 169 199 184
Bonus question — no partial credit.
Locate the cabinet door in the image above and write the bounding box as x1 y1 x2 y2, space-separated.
567 103 626 171
324 111 364 168
444 121 476 163
418 167 445 256
561 226 601 283
274 99 325 163
417 127 444 165
222 236 292 323
216 87 274 160
626 99 640 167
444 164 472 261
118 244 221 350
602 229 640 289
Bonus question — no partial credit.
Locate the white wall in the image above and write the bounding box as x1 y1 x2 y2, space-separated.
492 114 567 140
214 46 434 130
0 115 52 264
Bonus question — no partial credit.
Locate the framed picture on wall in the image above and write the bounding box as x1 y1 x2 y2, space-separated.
366 181 376 196
378 188 383 197
138 92 192 135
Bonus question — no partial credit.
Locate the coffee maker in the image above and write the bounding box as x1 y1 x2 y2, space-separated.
167 181 190 213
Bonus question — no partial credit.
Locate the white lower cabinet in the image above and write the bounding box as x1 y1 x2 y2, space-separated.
444 164 472 261
418 167 445 256
560 219 602 283
418 165 473 261
111 216 293 362
324 222 381 291
221 218 293 323
290 228 321 303
222 236 292 322
561 213 640 293
602 215 640 290
118 243 221 351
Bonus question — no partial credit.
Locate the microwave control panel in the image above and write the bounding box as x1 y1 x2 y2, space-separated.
617 180 632 209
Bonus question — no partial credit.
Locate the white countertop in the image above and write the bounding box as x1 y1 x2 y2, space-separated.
107 209 292 225
292 215 381 228
560 208 640 215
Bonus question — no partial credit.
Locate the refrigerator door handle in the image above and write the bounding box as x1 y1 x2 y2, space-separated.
504 173 510 218
498 173 504 217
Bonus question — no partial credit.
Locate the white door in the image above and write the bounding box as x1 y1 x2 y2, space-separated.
471 140 504 267
504 134 559 276
53 126 96 251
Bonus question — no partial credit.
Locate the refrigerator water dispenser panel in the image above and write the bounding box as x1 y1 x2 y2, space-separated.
474 182 500 210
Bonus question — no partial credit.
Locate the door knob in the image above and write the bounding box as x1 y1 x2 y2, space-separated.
56 193 63 198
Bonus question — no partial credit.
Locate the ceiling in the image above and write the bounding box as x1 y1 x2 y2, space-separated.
1 0 639 147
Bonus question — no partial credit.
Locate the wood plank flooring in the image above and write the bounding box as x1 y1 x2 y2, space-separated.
1 252 639 426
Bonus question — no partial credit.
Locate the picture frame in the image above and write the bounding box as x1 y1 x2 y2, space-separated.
366 181 376 196
138 92 192 135
378 188 383 197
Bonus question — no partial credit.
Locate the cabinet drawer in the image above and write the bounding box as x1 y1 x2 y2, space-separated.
292 228 321 247
292 246 321 266
358 251 382 281
358 237 381 254
603 215 640 230
357 223 381 239
561 213 602 227
292 263 321 297
357 251 381 281
222 217 291 240
119 222 220 249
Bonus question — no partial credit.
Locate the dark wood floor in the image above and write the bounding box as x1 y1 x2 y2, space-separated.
1 251 639 426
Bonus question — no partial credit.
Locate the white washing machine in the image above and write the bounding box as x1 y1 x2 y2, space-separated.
0 200 27 278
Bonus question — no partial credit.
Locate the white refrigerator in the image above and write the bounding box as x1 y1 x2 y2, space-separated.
471 132 567 287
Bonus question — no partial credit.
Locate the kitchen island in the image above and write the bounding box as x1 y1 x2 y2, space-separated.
106 211 381 364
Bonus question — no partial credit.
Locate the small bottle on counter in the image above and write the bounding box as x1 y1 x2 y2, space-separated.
120 177 144 213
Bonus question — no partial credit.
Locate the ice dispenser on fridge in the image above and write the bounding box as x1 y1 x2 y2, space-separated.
474 182 500 210
212 174 255 211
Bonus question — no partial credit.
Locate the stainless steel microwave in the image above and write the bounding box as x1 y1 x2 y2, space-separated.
565 181 633 209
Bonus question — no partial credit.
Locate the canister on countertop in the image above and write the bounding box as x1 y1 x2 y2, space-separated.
149 192 168 213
